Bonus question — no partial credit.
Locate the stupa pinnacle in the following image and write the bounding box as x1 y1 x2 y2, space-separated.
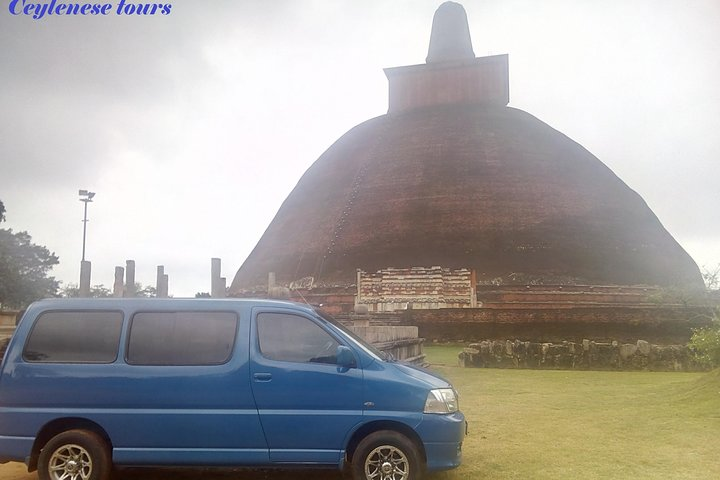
426 1 475 63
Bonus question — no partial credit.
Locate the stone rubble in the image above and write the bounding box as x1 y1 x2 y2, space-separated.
458 339 703 371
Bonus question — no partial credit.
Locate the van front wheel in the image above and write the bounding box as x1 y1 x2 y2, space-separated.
38 429 111 480
352 430 423 480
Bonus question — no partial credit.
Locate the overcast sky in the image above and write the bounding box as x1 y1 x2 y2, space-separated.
1 0 718 296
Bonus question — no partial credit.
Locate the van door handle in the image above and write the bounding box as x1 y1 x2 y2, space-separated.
253 373 272 382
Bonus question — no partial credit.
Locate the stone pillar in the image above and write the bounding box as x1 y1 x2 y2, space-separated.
355 269 362 310
211 258 226 298
79 260 91 297
156 266 169 298
156 265 164 295
113 267 124 297
470 269 477 308
125 260 136 297
267 272 290 299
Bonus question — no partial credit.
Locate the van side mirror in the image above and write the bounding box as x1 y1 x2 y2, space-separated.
336 345 356 368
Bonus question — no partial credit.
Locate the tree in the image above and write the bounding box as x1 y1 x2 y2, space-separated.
0 201 59 309
689 308 720 369
0 225 59 309
702 264 720 291
59 283 111 298
135 284 156 298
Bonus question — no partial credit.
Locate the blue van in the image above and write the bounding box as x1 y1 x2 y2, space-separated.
0 298 465 480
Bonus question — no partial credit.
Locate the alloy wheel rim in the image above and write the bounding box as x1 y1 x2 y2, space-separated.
364 444 410 480
48 443 93 480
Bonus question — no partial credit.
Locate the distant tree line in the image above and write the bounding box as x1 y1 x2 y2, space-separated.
59 283 157 298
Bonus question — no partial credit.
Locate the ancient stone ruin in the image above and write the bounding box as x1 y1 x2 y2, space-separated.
458 339 702 372
356 266 476 312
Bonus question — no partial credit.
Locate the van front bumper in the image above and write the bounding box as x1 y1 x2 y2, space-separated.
416 411 466 471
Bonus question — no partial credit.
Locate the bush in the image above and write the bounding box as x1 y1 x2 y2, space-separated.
689 308 720 368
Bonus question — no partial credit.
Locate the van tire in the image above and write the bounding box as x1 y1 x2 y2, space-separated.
351 430 423 480
38 429 111 480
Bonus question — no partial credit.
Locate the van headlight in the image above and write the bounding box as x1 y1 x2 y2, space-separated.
424 388 459 414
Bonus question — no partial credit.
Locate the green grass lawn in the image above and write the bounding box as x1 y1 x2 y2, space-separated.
425 345 720 480
76 346 720 480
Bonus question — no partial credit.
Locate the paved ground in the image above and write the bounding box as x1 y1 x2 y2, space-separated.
0 462 347 479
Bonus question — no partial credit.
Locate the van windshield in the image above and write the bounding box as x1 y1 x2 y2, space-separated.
312 308 388 361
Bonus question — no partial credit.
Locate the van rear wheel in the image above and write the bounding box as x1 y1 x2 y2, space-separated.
38 429 111 480
351 430 423 480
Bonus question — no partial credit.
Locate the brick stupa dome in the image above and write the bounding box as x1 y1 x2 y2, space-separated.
231 2 702 291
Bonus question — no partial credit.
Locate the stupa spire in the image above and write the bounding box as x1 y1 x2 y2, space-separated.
426 2 475 63
384 1 508 113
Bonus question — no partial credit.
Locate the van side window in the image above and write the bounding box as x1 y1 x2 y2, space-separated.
127 311 237 365
257 312 339 364
23 311 123 363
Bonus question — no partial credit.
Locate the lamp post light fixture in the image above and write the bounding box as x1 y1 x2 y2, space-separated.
78 189 95 262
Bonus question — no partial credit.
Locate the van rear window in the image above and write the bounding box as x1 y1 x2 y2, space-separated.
24 311 123 363
127 311 237 365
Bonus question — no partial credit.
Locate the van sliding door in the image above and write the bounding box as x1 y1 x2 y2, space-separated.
112 310 268 465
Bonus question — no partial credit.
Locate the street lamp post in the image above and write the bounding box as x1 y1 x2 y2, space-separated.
78 190 95 297
78 190 95 261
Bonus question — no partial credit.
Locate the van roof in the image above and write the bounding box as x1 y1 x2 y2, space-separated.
26 297 315 312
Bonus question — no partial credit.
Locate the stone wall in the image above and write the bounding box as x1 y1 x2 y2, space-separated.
402 306 710 344
458 339 702 371
0 310 18 325
476 284 664 307
0 310 19 342
348 325 425 365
